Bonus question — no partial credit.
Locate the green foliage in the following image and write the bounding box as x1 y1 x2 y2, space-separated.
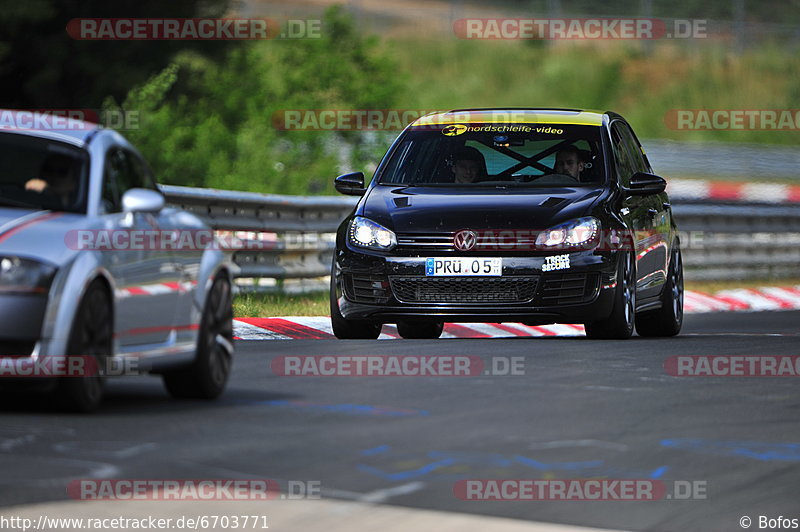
11 2 798 194
119 6 402 195
486 0 800 24
117 27 800 194
390 38 800 145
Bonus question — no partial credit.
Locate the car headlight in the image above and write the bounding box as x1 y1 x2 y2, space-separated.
536 217 600 250
348 216 397 251
0 256 57 294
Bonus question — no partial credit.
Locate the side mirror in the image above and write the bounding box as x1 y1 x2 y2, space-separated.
122 188 165 213
627 172 667 196
334 172 366 196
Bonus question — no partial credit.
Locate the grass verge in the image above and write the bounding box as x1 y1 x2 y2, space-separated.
234 291 328 317
684 278 800 293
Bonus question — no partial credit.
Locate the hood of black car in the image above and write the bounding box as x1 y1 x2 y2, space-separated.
361 185 604 233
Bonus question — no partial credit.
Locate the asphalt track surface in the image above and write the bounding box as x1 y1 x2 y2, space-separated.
1 311 799 531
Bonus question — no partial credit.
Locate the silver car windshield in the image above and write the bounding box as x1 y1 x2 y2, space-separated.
0 132 89 213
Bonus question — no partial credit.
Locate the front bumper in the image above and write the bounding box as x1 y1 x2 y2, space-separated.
334 248 622 325
0 293 51 386
0 293 47 356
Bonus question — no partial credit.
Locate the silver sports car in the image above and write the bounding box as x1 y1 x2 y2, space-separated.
0 111 234 411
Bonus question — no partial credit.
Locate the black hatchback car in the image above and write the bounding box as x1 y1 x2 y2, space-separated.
331 109 683 340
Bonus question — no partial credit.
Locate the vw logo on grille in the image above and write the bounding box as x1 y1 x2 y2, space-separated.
453 230 478 251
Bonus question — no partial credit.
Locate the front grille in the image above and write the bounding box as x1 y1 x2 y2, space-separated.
538 273 600 305
396 233 453 250
345 275 390 304
0 341 37 357
390 276 538 304
396 232 538 251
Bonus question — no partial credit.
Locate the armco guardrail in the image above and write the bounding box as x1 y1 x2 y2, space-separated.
160 185 356 286
674 204 800 280
160 185 358 232
644 140 800 181
160 184 800 288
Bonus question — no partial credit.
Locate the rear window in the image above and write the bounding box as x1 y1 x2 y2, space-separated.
0 133 89 213
379 123 605 187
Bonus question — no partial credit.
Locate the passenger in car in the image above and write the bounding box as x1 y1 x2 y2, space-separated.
555 146 586 180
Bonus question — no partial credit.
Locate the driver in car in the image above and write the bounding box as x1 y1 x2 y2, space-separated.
452 147 486 184
24 153 77 208
555 146 586 180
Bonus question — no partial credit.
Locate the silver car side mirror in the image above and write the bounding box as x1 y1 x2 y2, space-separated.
122 188 165 214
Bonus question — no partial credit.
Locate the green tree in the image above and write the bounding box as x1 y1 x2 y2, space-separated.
114 6 403 195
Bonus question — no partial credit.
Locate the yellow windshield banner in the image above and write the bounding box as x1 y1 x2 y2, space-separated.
413 110 604 127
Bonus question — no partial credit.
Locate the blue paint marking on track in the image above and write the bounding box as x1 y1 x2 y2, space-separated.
361 445 392 456
357 449 669 482
661 438 800 461
427 451 513 467
356 445 671 483
357 458 458 481
649 465 669 479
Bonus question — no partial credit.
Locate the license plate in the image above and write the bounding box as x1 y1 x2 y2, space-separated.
425 257 502 276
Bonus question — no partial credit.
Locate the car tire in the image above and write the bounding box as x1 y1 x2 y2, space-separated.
330 274 381 339
636 245 684 337
397 320 444 339
584 251 636 340
55 279 112 413
163 274 234 400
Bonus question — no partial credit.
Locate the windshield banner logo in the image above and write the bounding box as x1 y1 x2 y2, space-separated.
442 124 468 136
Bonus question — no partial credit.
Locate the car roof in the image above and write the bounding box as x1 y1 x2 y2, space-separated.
0 109 101 147
411 108 608 127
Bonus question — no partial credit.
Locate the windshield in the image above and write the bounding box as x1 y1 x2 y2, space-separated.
0 132 89 213
379 123 605 187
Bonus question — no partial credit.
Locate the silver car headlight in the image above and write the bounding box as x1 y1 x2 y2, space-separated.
536 217 600 249
0 256 57 294
348 216 397 251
